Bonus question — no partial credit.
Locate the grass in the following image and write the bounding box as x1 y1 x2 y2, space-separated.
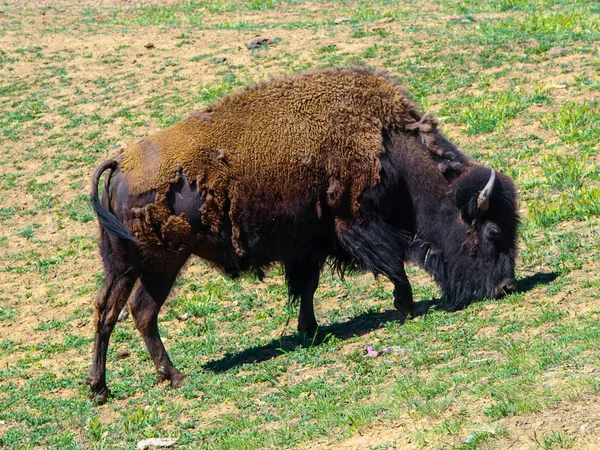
541 100 600 145
441 87 552 135
0 0 599 448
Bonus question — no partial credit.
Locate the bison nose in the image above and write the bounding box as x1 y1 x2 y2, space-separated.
495 279 516 298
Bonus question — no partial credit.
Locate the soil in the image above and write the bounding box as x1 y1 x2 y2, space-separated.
1 1 599 449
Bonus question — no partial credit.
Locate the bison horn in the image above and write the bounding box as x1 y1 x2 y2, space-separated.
477 169 496 211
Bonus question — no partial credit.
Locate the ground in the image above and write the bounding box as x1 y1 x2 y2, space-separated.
0 0 599 449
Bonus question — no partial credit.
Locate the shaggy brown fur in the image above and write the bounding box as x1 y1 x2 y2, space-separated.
118 68 447 256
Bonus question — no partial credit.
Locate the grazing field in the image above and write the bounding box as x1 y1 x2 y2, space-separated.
1 0 600 448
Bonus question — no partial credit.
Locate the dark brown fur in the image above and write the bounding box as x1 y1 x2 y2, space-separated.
87 68 519 404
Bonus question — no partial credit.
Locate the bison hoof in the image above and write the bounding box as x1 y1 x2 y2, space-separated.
393 290 413 316
298 321 318 337
393 298 413 324
170 371 186 389
157 367 186 388
89 386 111 405
396 309 412 324
394 303 413 316
87 376 112 405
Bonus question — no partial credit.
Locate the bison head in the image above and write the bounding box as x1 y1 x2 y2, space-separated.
418 166 519 311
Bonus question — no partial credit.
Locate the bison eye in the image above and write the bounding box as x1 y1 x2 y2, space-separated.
487 226 501 239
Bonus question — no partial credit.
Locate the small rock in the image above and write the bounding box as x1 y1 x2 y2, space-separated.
246 38 271 50
334 16 349 24
144 43 155 49
137 438 178 450
215 56 227 63
116 351 130 360
176 313 190 321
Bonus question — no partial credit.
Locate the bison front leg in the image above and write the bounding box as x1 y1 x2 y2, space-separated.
285 258 323 336
129 269 186 388
393 263 413 318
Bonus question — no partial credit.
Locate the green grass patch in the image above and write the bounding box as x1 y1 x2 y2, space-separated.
541 100 600 145
441 87 551 135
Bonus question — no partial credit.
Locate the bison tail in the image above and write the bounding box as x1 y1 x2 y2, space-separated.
90 159 136 242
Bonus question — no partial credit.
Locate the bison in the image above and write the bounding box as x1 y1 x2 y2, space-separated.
87 68 519 403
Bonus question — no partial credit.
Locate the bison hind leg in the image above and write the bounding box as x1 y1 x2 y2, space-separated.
87 231 138 404
129 257 188 389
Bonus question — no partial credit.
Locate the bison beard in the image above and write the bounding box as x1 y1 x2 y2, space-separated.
86 68 519 404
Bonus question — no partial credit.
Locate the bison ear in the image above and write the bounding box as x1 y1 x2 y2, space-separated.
454 191 478 225
451 178 478 225
452 168 496 225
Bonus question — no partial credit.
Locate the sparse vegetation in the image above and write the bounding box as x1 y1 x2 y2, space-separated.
0 0 599 448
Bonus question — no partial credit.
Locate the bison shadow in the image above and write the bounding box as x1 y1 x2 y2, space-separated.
513 271 558 294
202 271 558 373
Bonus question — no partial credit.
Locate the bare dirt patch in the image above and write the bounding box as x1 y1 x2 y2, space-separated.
497 395 600 449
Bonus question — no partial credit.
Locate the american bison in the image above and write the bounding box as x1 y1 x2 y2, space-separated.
87 68 519 403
